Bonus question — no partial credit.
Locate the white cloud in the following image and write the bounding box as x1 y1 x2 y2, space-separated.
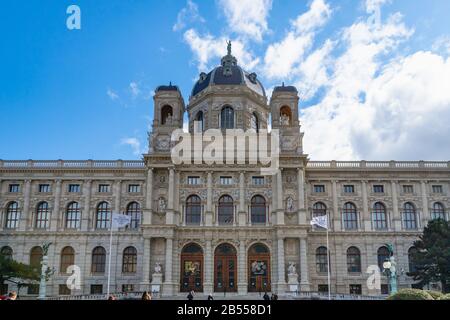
120 137 144 156
183 29 259 71
218 0 272 42
432 36 450 55
129 82 141 99
106 88 119 101
173 0 205 32
263 0 332 79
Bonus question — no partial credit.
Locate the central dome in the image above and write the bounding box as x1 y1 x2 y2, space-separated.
191 42 266 98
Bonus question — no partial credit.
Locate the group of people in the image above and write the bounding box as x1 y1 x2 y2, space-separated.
107 291 153 300
263 292 278 300
187 290 214 300
0 291 17 300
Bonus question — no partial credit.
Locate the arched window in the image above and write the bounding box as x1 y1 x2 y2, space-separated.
1 246 13 260
186 195 202 225
343 202 358 230
35 202 49 229
5 202 20 229
377 246 390 271
66 202 81 229
431 202 445 220
373 202 387 230
403 202 417 229
312 202 327 217
316 246 329 273
60 246 75 273
30 246 43 269
251 112 259 132
195 111 204 132
408 247 419 273
218 195 234 225
280 106 292 125
251 195 266 224
126 202 141 229
161 105 173 125
221 106 234 129
96 202 111 229
122 246 137 273
347 246 361 273
91 246 106 274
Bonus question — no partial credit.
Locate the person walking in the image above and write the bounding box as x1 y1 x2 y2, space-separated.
5 291 17 300
207 293 214 300
187 290 194 300
263 292 270 300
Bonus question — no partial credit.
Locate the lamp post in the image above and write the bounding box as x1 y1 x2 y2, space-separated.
38 242 53 300
382 243 398 295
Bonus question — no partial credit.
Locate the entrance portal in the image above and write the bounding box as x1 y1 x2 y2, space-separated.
248 243 271 292
214 243 237 292
180 243 203 292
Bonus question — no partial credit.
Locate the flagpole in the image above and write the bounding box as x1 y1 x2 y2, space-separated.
107 215 114 298
326 212 331 301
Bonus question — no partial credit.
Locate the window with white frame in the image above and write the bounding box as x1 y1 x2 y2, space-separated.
68 184 80 193
187 176 200 185
220 176 232 185
432 185 443 194
38 184 51 193
128 184 140 193
252 176 265 185
8 184 20 193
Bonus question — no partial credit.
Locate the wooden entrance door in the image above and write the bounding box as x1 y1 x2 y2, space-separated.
248 243 271 292
180 243 203 292
214 243 237 292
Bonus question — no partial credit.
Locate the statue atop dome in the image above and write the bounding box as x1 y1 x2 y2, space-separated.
227 40 232 56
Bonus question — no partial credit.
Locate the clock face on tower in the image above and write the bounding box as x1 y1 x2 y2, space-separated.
156 135 170 151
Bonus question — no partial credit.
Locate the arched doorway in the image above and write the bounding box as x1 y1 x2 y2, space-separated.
248 243 271 292
214 243 237 292
180 243 203 292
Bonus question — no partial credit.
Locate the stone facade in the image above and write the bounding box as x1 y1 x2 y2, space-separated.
1 49 449 297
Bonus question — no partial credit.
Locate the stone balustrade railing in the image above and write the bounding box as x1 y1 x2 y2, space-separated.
306 160 450 169
0 159 448 169
0 159 145 169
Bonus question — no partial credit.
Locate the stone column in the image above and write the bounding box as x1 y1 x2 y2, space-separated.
238 172 247 226
163 237 175 295
420 181 429 227
276 238 287 293
204 239 213 294
276 169 284 225
391 181 401 231
140 238 152 291
81 180 91 231
237 240 247 295
362 180 371 231
299 238 310 291
143 168 153 225
297 168 307 224
205 171 213 226
166 168 175 225
332 180 340 231
20 180 31 231
50 180 62 231
113 180 121 213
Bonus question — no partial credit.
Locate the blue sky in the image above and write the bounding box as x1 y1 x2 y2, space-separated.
1 0 450 160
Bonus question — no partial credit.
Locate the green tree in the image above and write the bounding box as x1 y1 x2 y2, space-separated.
408 219 450 293
0 252 40 295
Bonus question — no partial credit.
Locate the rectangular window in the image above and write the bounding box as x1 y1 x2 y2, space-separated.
98 184 110 193
68 184 80 193
349 284 362 295
220 176 233 185
344 185 355 193
432 185 443 194
122 284 134 293
59 284 71 296
90 285 103 294
318 284 329 293
403 185 414 194
252 176 265 185
314 185 325 193
187 176 200 185
39 184 51 193
128 184 140 193
27 284 39 295
9 184 20 193
373 185 384 193
381 284 389 295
